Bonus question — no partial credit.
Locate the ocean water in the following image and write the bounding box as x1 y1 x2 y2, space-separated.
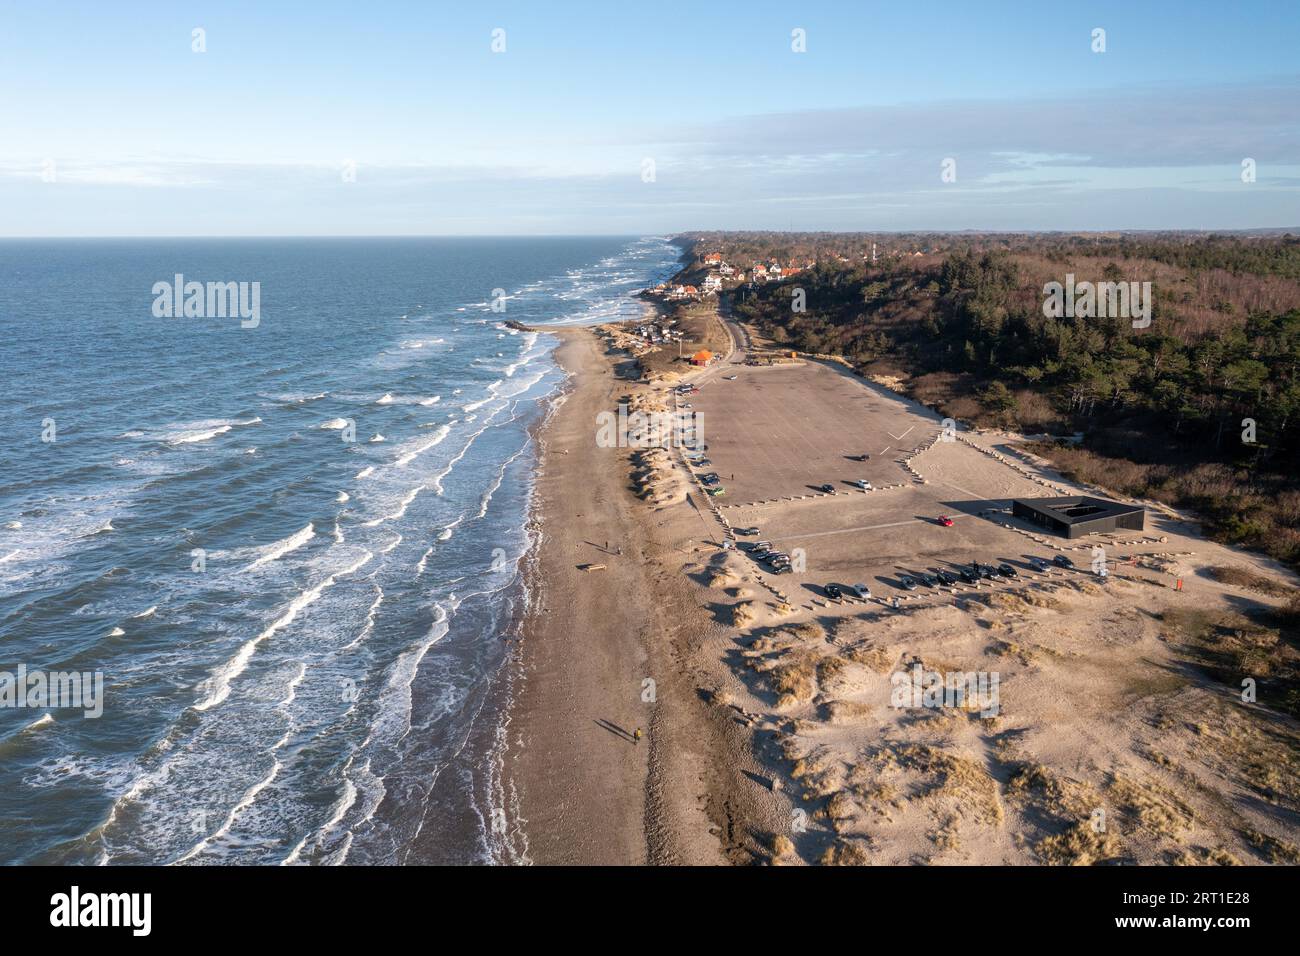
0 235 681 864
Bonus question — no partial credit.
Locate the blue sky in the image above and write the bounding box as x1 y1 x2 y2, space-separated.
1 0 1297 235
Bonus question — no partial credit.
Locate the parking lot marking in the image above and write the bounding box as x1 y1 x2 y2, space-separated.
771 517 929 542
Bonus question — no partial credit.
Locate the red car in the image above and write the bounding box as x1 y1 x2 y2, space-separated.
938 515 954 527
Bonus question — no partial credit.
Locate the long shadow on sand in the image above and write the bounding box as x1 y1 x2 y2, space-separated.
594 719 637 744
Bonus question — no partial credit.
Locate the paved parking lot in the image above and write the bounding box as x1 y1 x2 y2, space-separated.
682 361 942 501
681 358 1130 603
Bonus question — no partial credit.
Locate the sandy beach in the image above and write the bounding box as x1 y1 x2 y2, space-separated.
504 309 1300 867
499 329 650 864
503 322 781 865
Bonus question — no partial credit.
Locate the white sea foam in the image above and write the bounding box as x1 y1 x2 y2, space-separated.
321 418 350 430
246 523 315 571
374 601 452 745
355 466 375 480
21 713 54 732
267 391 327 405
278 662 308 709
342 584 384 652
395 425 450 467
360 483 422 528
281 776 358 865
193 548 373 712
370 392 442 406
389 485 423 521
463 381 502 413
171 424 231 444
166 417 260 446
175 758 282 863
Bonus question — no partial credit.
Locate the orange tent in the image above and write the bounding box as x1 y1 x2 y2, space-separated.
691 350 713 366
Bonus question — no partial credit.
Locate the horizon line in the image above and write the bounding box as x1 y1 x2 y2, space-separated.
2 228 1299 241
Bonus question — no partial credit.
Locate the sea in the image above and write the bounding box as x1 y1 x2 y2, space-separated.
0 235 682 864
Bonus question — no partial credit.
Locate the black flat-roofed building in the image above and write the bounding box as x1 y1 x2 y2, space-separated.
1012 495 1144 539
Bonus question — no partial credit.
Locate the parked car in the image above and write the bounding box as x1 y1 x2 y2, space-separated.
1053 554 1075 568
769 564 791 575
977 563 997 580
938 515 954 527
997 563 1018 577
820 483 836 494
958 567 978 584
735 527 760 536
723 375 738 381
854 479 873 490
919 573 938 587
706 487 725 497
1029 557 1049 572
754 541 773 552
849 454 870 461
824 583 843 600
898 575 918 591
935 570 957 586
848 583 872 600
